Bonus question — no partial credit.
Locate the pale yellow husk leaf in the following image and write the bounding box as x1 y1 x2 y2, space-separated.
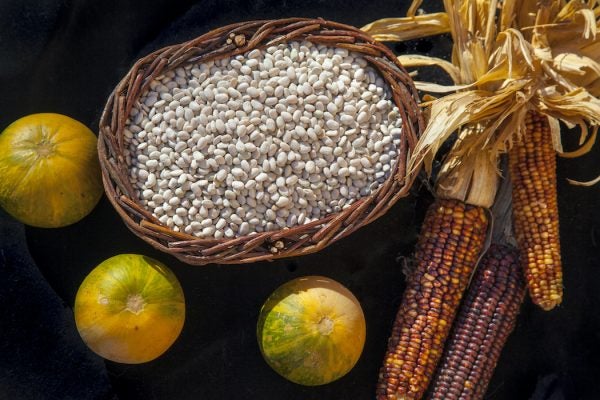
396 55 462 84
560 126 598 157
568 175 600 186
360 13 451 42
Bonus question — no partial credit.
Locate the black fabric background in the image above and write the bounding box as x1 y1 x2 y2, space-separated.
1 1 599 399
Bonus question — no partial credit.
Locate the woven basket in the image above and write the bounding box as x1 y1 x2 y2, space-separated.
98 18 424 265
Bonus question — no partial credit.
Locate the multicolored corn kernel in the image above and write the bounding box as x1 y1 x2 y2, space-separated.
509 110 562 310
376 198 489 400
426 244 526 400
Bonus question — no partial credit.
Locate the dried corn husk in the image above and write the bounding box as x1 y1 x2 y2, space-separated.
363 0 600 184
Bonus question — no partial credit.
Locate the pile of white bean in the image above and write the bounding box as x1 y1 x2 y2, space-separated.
123 40 403 239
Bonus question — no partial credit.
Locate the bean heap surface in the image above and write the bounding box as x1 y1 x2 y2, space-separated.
124 40 403 239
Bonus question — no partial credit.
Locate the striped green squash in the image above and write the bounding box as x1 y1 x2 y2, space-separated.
257 276 366 386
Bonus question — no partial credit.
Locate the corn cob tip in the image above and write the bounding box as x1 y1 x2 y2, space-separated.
535 294 562 311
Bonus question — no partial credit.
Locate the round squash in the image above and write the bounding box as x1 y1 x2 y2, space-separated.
0 113 102 227
74 254 185 364
257 276 366 386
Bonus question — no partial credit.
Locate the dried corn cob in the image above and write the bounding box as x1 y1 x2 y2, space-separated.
377 198 489 400
509 110 562 310
427 244 526 400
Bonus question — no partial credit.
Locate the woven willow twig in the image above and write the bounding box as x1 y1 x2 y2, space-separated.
98 18 424 265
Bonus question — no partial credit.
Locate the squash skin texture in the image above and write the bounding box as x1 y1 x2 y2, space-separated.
0 113 102 227
257 276 366 386
74 254 185 364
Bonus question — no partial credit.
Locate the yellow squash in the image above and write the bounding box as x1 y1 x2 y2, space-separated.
74 254 185 364
257 276 366 386
0 113 102 227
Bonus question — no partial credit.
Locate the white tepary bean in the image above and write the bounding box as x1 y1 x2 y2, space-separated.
123 40 403 238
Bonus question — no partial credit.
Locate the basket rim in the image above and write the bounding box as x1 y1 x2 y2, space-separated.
98 17 424 265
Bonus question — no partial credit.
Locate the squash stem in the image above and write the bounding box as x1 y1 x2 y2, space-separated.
126 294 146 315
317 316 334 335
